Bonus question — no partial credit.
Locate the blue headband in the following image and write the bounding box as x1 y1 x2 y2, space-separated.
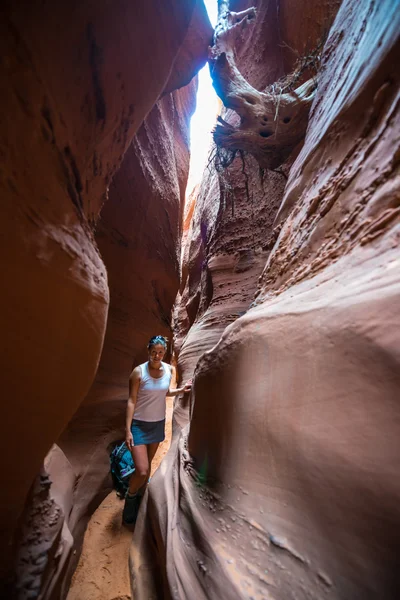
147 335 167 349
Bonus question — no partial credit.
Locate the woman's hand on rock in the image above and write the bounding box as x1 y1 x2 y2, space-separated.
183 379 192 393
126 431 134 450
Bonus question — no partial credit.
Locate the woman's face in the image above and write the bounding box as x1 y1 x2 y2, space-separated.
148 343 166 366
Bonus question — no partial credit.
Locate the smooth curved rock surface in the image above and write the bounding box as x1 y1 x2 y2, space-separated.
0 0 210 593
132 0 400 598
163 0 213 95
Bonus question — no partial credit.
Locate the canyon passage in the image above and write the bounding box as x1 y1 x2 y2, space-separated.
1 0 400 599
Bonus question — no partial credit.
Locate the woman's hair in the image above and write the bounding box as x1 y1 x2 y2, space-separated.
147 335 168 350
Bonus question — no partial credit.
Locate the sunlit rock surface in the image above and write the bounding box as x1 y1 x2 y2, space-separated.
132 0 400 598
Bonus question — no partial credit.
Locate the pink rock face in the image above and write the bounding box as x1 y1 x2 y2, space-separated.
132 0 400 598
0 0 211 593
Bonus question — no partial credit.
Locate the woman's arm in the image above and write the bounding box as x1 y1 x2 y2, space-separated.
166 365 192 396
125 367 141 449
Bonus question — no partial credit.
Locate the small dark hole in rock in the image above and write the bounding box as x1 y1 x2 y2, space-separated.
283 116 291 124
244 96 256 105
259 130 272 138
263 116 268 121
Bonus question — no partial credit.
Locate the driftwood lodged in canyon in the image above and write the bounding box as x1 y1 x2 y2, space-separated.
209 1 317 169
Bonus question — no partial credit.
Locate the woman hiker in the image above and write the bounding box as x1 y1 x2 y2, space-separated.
123 335 191 525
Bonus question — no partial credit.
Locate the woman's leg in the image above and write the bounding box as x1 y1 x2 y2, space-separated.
123 443 159 525
147 442 160 470
136 442 159 494
128 444 149 494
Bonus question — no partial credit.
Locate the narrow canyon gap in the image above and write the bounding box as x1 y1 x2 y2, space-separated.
1 0 399 599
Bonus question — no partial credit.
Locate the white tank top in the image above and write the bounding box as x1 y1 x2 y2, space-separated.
133 361 172 422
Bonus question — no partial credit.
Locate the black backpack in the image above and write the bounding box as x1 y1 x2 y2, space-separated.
110 442 135 498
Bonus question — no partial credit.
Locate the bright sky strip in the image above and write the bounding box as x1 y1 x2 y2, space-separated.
186 0 219 197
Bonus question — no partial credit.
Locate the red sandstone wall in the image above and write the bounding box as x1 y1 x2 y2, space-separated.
0 0 211 594
173 0 339 428
132 0 400 598
173 154 287 430
188 1 400 592
12 81 201 600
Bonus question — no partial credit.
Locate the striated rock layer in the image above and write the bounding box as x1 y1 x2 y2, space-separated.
132 0 400 598
173 154 287 430
1 0 211 595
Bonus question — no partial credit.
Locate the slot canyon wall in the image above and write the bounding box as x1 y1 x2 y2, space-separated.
132 0 400 599
0 0 212 597
173 0 342 430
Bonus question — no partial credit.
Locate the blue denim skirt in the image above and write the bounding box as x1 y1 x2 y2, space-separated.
131 418 165 445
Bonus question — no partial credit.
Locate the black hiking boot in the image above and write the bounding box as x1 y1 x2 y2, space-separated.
122 492 142 525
